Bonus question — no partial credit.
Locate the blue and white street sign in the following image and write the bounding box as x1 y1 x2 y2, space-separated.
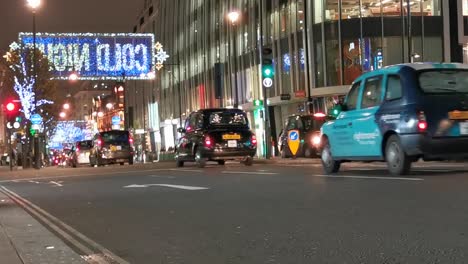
31 114 42 125
289 131 298 141
111 115 121 125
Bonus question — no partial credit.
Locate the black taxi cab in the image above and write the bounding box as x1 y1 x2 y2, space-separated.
321 63 468 175
175 108 257 168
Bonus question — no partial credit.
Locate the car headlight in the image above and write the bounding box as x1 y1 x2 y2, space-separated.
312 136 321 146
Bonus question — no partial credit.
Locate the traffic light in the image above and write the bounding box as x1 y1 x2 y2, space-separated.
5 100 20 123
254 99 263 107
262 47 274 79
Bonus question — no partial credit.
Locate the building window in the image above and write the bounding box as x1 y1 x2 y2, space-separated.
149 5 153 16
140 16 145 26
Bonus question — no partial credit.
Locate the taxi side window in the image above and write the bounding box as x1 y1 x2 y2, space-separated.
196 114 204 129
185 113 199 132
346 81 361 111
286 116 303 130
385 75 402 101
361 76 383 109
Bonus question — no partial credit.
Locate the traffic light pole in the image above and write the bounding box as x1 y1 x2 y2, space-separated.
32 9 40 170
259 0 271 159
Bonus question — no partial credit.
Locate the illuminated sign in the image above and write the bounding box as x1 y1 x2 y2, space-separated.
19 32 155 80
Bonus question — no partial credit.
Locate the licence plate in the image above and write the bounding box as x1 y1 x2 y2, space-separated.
227 140 237 148
460 122 468 135
110 145 122 151
223 134 241 140
448 110 468 120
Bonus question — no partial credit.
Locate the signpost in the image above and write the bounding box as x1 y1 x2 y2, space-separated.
287 130 300 158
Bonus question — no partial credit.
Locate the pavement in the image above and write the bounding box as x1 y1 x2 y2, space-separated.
0 189 86 264
0 160 468 263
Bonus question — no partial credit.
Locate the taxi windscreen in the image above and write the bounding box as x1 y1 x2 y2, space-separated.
419 70 468 94
208 112 248 127
77 140 93 150
101 131 130 145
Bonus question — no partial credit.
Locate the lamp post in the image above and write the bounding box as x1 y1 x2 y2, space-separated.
227 10 240 108
27 0 41 169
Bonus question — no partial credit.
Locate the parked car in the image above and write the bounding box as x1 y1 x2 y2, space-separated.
278 113 327 158
0 154 9 166
70 140 93 167
89 130 134 166
175 108 257 168
320 62 468 175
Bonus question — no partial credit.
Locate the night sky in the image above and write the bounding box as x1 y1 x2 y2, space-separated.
0 0 142 52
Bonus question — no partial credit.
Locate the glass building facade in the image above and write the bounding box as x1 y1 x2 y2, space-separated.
127 0 449 157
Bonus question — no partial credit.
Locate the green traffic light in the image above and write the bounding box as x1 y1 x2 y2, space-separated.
254 99 263 107
30 128 36 136
262 65 274 78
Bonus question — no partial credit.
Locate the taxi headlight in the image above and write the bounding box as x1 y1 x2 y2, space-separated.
312 136 321 145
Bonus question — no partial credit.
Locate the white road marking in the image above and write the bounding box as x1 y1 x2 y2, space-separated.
0 168 178 184
313 174 424 181
123 183 209 190
49 181 63 187
169 169 203 173
222 171 278 175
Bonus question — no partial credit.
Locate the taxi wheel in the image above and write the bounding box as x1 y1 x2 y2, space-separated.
385 135 411 175
217 160 225 165
244 156 253 166
321 140 340 174
176 159 184 167
195 148 206 168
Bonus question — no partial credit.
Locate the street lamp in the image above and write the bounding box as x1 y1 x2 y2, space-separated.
69 71 79 81
59 112 66 118
227 10 240 108
63 103 70 110
27 0 41 170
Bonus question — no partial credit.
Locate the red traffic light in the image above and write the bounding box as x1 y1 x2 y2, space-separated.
6 102 15 112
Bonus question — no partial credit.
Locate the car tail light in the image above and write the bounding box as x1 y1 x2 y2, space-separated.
204 136 213 147
97 137 103 147
417 111 427 132
251 135 257 146
129 137 134 144
76 146 80 152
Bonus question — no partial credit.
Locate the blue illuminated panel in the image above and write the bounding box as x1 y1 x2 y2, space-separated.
19 33 155 80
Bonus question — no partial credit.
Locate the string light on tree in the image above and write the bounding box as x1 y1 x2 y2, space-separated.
7 43 54 121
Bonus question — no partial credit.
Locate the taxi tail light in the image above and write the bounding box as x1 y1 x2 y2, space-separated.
251 134 257 146
417 111 427 132
313 112 326 118
204 136 213 147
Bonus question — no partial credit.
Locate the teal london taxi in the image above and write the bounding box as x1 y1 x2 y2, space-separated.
320 63 468 175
